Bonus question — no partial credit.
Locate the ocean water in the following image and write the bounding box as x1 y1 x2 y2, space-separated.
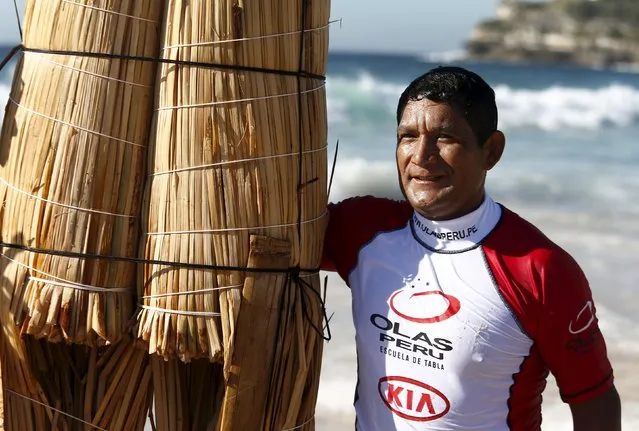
0 46 637 429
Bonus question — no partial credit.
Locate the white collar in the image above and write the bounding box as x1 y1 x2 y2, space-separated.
410 196 502 252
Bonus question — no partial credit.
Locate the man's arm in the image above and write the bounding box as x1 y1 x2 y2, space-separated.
570 385 621 431
527 247 619 426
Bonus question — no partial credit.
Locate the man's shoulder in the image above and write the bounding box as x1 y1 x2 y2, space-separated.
487 204 576 268
483 203 589 309
483 205 592 337
323 196 413 278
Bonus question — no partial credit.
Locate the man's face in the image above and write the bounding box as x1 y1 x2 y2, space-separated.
396 98 502 220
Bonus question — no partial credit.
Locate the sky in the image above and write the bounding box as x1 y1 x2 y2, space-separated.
0 0 499 54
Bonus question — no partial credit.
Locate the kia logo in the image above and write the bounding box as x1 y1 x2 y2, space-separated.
389 289 460 324
378 376 450 422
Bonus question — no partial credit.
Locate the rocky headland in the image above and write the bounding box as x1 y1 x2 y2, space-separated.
466 0 639 69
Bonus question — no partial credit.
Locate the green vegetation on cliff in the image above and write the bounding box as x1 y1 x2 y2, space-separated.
559 0 639 25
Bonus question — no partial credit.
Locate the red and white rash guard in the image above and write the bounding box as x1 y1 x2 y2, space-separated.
322 195 613 431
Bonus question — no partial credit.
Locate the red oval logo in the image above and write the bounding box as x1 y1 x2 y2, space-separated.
389 289 461 324
378 376 450 422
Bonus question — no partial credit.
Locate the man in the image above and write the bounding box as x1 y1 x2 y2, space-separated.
321 66 621 430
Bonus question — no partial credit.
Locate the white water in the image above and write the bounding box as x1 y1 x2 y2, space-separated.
326 72 639 131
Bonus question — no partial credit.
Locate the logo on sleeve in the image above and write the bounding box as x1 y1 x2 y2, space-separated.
566 300 602 354
389 284 461 324
568 300 595 335
378 376 450 422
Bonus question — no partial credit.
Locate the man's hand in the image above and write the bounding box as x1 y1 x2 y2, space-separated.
570 385 621 431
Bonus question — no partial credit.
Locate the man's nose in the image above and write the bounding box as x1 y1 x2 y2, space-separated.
412 135 439 165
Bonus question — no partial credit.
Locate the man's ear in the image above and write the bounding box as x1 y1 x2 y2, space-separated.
482 130 505 171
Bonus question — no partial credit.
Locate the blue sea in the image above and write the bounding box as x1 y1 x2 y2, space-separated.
0 47 637 429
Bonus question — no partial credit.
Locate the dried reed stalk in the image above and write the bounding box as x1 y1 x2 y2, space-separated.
218 235 292 430
0 0 163 345
220 235 324 431
0 252 153 431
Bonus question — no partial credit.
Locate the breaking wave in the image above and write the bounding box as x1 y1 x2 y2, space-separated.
326 72 639 131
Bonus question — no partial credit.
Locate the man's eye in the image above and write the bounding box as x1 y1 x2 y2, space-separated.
438 134 455 141
399 134 417 141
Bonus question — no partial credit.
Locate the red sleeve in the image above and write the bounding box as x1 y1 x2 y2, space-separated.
484 209 613 405
321 196 412 282
534 247 613 403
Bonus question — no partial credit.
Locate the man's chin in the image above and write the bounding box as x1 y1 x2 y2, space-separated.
406 190 452 216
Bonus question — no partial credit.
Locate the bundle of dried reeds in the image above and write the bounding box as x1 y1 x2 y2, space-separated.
137 1 331 429
0 252 153 431
0 0 163 346
0 0 165 429
138 0 330 368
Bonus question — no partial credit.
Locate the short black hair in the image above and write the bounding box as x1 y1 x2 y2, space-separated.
396 66 498 145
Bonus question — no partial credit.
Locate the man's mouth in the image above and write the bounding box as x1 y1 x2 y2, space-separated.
411 175 445 183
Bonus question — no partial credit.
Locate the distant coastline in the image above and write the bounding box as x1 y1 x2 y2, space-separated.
465 0 639 70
